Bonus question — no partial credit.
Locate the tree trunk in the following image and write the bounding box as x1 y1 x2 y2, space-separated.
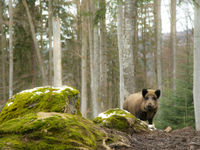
142 6 147 87
9 0 13 98
117 0 124 109
75 0 81 90
88 0 99 117
170 0 176 91
1 38 6 101
40 0 43 61
0 1 6 101
193 0 200 131
48 0 53 85
80 0 88 117
52 17 62 87
154 0 162 90
123 0 136 97
99 0 108 112
22 0 47 85
32 45 37 88
92 27 99 117
133 4 139 91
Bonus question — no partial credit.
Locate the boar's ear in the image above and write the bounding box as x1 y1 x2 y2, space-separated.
142 89 148 98
155 89 161 98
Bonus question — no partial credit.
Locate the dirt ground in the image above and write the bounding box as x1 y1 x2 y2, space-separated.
111 126 200 150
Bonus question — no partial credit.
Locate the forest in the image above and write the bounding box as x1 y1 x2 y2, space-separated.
0 0 200 133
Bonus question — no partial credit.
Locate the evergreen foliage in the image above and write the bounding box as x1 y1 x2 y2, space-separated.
155 41 194 129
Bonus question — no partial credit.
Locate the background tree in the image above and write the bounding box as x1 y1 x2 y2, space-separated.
9 0 13 98
154 0 162 90
48 0 53 85
123 0 136 98
117 0 124 109
99 0 108 112
0 1 6 102
22 0 47 85
89 0 100 117
193 0 200 131
80 0 88 117
53 17 62 87
170 0 177 91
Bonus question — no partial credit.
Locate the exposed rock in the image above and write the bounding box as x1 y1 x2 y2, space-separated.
0 86 81 123
93 108 149 134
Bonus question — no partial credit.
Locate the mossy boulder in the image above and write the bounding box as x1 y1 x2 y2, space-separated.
0 86 80 123
0 112 120 149
0 87 134 149
93 108 149 134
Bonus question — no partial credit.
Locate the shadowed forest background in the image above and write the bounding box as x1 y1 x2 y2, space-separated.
0 0 199 130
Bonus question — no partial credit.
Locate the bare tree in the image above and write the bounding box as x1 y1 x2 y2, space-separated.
193 0 200 131
88 0 99 117
9 0 13 98
52 17 62 87
154 0 162 90
22 0 47 85
48 0 53 85
99 0 108 112
142 5 147 87
0 1 6 101
117 0 124 109
170 0 176 91
123 0 136 97
80 0 88 117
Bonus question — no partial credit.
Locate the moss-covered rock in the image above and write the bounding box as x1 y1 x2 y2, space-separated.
0 112 121 150
0 87 135 149
0 86 80 123
93 108 149 134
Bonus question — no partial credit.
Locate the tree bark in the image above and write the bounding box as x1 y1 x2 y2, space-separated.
0 1 6 101
80 0 88 117
9 0 13 98
123 0 136 97
1 38 6 101
48 0 53 85
170 0 176 91
133 4 139 91
117 0 124 109
193 0 200 131
154 0 162 90
88 0 99 117
99 0 108 112
52 17 62 87
75 0 81 90
142 6 147 87
22 0 47 85
40 0 43 62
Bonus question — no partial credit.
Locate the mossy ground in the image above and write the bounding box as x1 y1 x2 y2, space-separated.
0 86 80 123
93 108 149 134
0 112 114 150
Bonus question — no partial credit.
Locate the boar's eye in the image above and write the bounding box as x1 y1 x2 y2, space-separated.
145 97 149 100
152 97 156 101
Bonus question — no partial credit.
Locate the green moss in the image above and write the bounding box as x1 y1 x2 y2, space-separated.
0 135 23 149
0 112 118 149
0 86 80 123
93 108 149 133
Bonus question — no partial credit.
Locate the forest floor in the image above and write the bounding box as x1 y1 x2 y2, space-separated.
110 126 200 150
